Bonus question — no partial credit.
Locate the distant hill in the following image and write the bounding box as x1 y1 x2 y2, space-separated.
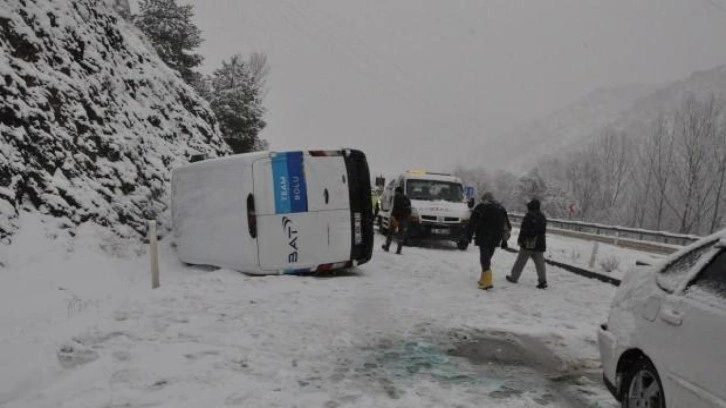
611 64 726 137
487 63 726 172
0 0 229 242
480 84 659 172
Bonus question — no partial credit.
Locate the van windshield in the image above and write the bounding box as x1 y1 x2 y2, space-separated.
406 180 464 202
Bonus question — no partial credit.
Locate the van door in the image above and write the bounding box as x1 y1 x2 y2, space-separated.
304 155 350 211
252 151 351 272
303 153 352 263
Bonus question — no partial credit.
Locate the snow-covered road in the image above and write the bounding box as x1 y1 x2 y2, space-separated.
2 220 621 407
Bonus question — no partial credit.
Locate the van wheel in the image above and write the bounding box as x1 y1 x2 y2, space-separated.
456 241 469 250
622 358 665 408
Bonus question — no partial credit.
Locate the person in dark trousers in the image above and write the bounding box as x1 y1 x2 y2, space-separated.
463 192 510 290
506 198 548 289
382 186 412 254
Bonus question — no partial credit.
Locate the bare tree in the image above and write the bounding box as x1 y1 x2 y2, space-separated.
247 52 270 96
593 128 633 221
669 96 717 233
645 114 676 230
709 111 726 232
565 150 601 220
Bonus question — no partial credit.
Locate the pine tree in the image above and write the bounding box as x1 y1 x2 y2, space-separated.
210 55 267 154
133 0 203 84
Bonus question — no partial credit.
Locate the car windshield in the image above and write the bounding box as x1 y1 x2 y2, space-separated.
406 180 463 202
657 239 717 293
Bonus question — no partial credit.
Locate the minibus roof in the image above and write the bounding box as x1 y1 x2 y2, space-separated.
403 170 462 183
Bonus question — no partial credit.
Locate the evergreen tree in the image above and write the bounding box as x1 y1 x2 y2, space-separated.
133 0 203 84
210 55 267 153
188 72 213 101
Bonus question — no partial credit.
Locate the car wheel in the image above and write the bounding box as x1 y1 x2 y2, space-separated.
456 241 469 250
622 358 665 408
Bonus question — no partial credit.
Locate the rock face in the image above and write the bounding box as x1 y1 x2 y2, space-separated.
0 0 230 242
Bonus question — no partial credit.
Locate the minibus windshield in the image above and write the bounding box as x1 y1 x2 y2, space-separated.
406 180 464 202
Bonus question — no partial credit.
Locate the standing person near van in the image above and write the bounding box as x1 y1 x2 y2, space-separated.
506 199 548 289
382 187 412 254
463 192 509 290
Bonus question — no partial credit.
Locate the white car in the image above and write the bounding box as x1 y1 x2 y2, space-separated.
598 231 726 407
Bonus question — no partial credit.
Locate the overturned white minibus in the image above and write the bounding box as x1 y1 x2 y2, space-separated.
172 149 374 274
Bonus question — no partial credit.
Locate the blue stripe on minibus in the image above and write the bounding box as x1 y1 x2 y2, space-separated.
271 151 308 214
271 152 291 214
286 151 308 213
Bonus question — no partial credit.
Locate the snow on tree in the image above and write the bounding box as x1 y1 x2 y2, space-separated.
210 54 268 154
133 0 203 85
105 0 131 19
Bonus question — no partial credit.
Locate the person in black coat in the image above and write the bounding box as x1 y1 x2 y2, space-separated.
506 198 548 289
382 187 412 254
463 192 510 290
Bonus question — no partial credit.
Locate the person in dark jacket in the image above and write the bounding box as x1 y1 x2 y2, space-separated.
506 198 548 289
382 186 412 254
463 192 510 290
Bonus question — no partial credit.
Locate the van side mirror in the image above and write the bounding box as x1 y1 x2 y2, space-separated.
467 198 475 209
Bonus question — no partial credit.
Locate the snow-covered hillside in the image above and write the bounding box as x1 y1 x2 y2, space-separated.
482 84 658 171
612 64 726 136
0 0 229 243
491 62 726 172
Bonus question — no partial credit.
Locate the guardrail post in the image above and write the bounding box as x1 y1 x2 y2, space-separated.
614 231 620 246
149 220 160 289
588 242 600 269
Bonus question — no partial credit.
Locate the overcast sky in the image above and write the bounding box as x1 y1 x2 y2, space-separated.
134 1 726 178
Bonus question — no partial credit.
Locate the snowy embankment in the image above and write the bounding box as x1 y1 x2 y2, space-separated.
2 214 622 407
0 0 227 242
517 228 665 280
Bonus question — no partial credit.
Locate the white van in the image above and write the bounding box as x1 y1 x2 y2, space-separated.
172 149 374 274
378 170 472 249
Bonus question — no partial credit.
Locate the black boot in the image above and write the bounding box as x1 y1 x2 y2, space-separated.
536 281 548 289
382 244 389 252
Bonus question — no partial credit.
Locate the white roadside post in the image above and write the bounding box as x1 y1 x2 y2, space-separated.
588 241 600 269
149 220 160 289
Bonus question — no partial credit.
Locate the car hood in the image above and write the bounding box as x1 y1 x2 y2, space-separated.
607 265 661 345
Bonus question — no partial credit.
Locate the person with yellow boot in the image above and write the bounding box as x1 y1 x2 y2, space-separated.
461 192 510 290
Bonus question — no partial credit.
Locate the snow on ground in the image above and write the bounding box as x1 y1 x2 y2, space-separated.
535 229 665 280
2 215 621 407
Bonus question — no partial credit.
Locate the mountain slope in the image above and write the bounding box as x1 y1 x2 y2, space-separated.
0 0 229 242
488 63 726 173
483 84 658 171
612 64 726 136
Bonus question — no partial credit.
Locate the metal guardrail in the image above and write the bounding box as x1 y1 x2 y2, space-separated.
502 247 621 286
509 213 700 246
